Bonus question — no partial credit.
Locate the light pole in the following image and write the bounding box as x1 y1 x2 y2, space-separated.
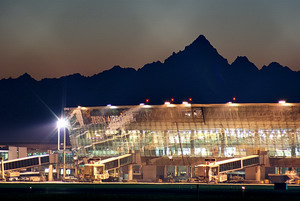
63 123 66 180
57 125 60 151
57 118 68 180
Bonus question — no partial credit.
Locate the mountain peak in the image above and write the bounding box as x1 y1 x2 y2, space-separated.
163 34 228 72
262 62 293 73
230 56 258 73
233 56 250 64
18 73 35 81
186 34 213 50
194 34 209 43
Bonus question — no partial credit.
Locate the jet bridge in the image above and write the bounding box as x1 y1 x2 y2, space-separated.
0 154 52 172
195 155 260 182
99 154 132 171
81 154 133 181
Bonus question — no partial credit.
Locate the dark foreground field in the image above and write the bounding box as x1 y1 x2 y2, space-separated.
1 183 300 201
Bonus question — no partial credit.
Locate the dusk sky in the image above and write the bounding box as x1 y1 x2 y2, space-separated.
1 0 300 80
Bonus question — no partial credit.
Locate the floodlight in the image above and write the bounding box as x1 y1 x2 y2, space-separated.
57 118 67 129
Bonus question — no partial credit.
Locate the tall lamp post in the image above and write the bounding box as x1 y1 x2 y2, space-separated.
57 118 68 180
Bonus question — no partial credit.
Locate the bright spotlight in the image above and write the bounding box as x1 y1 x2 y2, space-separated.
57 118 68 129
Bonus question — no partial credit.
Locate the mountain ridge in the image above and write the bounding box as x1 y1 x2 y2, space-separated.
0 34 300 142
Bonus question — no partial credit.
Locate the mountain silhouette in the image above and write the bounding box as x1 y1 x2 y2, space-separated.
0 34 300 143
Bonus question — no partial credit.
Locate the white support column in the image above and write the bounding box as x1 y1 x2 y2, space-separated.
48 164 53 181
128 164 133 181
1 157 5 180
164 166 167 179
191 166 194 178
256 166 261 182
119 167 123 181
186 166 190 179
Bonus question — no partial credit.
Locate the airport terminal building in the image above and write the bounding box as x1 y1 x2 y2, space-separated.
65 102 300 182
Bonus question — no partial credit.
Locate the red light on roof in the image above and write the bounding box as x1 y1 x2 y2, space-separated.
146 99 149 103
189 98 192 102
171 98 174 102
233 97 236 101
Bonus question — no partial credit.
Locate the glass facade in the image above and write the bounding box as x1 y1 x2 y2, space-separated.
0 151 8 161
65 103 300 159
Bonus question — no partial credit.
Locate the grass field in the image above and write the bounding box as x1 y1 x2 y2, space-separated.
1 183 300 201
